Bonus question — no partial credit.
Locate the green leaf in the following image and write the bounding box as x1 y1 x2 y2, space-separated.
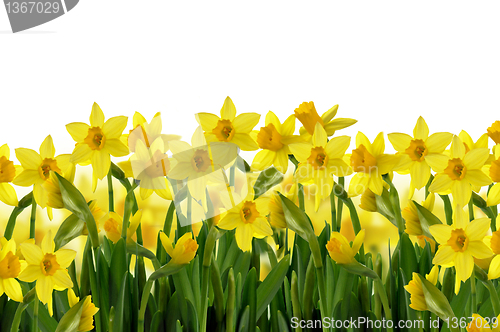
238 305 250 332
242 268 257 330
413 200 443 239
54 173 99 248
113 272 131 332
149 311 164 332
54 297 85 332
400 232 419 279
253 167 284 199
375 188 396 223
126 240 156 260
4 191 33 240
149 261 185 280
109 238 127 307
256 254 290 320
277 310 290 332
419 274 455 320
54 210 87 250
279 194 314 240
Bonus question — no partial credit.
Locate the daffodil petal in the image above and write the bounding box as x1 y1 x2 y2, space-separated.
428 174 453 193
196 113 220 132
102 116 128 139
3 278 23 302
388 133 412 152
231 133 259 151
454 252 474 282
488 255 500 279
450 136 465 159
467 240 493 259
15 148 41 170
413 117 429 140
432 246 455 265
426 132 453 154
371 132 385 156
218 213 242 230
20 243 43 265
91 150 111 180
235 224 253 252
451 180 471 208
410 161 431 190
53 270 73 289
429 224 452 244
289 143 312 162
312 123 327 148
70 144 93 164
325 136 350 159
252 150 275 171
39 136 56 159
36 276 54 305
159 232 174 257
0 183 18 206
252 217 273 237
18 265 42 282
463 148 490 170
424 154 449 173
233 113 260 133
103 139 129 157
487 183 500 207
90 102 105 127
55 249 77 268
348 172 370 197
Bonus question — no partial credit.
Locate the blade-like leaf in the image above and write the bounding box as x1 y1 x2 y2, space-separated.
256 254 290 320
54 297 85 332
254 167 284 199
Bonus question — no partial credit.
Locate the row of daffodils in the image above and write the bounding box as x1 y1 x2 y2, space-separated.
2 98 500 331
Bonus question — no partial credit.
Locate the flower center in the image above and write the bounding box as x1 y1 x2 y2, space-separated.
444 158 466 180
350 145 377 173
0 252 21 279
490 159 500 183
213 120 235 142
447 228 469 252
38 158 61 180
41 253 60 276
491 231 500 255
405 139 428 162
240 201 259 224
0 156 15 183
191 149 211 172
308 146 329 169
84 127 106 150
294 101 324 135
257 123 283 151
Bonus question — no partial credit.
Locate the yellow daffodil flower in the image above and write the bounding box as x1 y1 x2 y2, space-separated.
484 230 500 279
217 187 273 252
427 136 491 207
429 208 493 294
251 111 300 174
66 102 129 191
82 200 105 236
388 116 453 193
169 127 236 209
485 147 500 207
119 112 180 200
126 111 181 152
159 232 198 265
459 130 489 153
359 189 377 212
101 210 142 244
13 135 74 218
348 132 400 197
402 194 436 251
404 266 439 311
326 229 365 265
289 122 352 211
68 289 99 332
294 102 357 141
488 121 500 145
0 239 26 302
128 137 172 201
0 144 20 206
196 97 260 151
18 231 76 316
466 313 500 332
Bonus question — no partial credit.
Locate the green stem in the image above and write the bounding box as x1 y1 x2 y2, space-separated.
4 192 33 240
107 170 114 212
226 269 236 332
374 278 393 332
200 265 210 331
469 198 475 221
486 280 500 316
298 183 305 211
87 249 102 332
343 198 365 263
138 279 153 332
33 294 39 332
471 269 477 315
290 272 302 332
309 236 328 332
440 195 453 225
337 177 344 228
383 175 404 234
10 302 28 332
29 198 36 239
330 188 337 231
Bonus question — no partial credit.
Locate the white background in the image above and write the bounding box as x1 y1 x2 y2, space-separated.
1 1 500 156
